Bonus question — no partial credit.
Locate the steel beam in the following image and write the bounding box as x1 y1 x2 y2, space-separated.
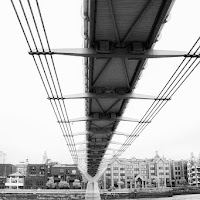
73 131 89 136
49 92 170 100
76 140 123 145
73 131 130 137
61 116 150 123
87 148 117 151
29 48 199 58
113 131 130 136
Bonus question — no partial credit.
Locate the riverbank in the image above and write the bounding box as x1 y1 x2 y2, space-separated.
1 187 200 199
172 186 200 196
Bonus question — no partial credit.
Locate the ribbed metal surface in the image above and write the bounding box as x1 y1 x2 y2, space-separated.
83 0 175 176
95 0 163 42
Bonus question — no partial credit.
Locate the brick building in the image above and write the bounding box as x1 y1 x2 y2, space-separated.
0 164 16 189
24 164 48 189
51 164 82 188
170 160 187 187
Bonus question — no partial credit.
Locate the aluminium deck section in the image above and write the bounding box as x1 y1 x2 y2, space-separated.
83 0 175 176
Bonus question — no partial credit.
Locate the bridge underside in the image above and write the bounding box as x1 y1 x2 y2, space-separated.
83 0 175 176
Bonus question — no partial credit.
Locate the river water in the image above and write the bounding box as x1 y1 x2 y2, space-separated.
136 194 200 199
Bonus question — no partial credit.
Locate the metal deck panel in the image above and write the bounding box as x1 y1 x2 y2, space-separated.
83 0 175 176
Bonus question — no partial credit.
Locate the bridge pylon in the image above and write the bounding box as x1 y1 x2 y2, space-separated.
78 165 107 200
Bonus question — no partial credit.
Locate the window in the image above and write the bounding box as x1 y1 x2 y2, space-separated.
30 166 36 175
106 174 110 176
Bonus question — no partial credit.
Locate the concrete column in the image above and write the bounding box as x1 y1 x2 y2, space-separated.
17 177 19 189
195 166 198 187
111 164 114 187
125 166 127 189
148 163 151 181
169 161 172 187
142 180 144 188
156 163 160 188
118 166 121 189
164 163 166 187
9 177 11 189
78 166 107 200
103 172 106 189
85 181 101 200
132 163 135 189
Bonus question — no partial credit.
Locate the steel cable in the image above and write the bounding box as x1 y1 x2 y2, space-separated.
113 37 200 157
11 0 77 161
35 0 78 159
27 0 77 160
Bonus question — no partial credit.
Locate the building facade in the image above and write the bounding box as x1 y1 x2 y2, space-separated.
5 172 24 189
0 164 16 189
15 160 29 176
170 160 187 187
51 164 82 188
187 153 200 187
101 152 171 189
24 164 48 189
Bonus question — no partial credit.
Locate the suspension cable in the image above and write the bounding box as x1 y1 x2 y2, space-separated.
11 0 77 161
114 37 200 157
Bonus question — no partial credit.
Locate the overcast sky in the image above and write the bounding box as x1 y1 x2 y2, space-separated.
0 0 200 165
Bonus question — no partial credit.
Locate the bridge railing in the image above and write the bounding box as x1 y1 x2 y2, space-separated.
0 189 86 194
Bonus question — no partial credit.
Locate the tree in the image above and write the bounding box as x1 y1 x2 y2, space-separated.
46 180 57 189
73 179 81 189
58 180 70 189
117 180 124 188
179 178 187 186
154 177 160 187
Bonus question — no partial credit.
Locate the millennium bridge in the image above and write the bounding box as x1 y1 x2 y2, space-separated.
10 0 200 199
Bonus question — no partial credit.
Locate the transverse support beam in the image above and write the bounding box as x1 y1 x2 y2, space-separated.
87 148 117 151
59 116 150 123
76 141 123 145
73 131 130 137
49 92 170 100
29 48 200 58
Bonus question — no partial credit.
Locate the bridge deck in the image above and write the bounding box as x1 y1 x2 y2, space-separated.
83 0 175 176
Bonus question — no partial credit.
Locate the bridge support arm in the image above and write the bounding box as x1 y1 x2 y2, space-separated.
48 92 170 101
29 48 199 59
78 165 108 200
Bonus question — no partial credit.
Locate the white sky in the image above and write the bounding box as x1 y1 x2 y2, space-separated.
0 0 200 165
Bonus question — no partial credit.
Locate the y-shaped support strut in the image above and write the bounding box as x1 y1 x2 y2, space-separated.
78 166 107 200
